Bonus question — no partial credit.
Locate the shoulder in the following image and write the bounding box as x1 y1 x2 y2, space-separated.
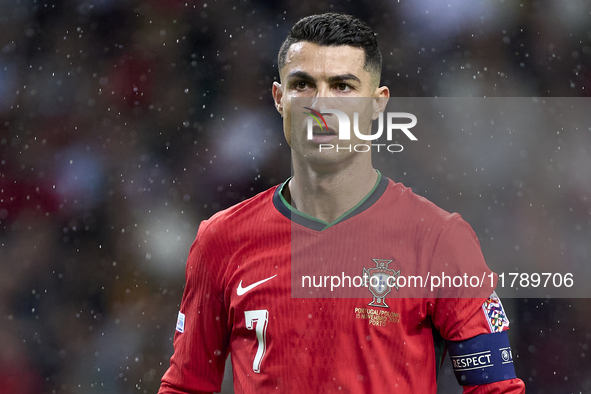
197 185 280 243
382 178 462 231
186 185 281 285
186 186 278 292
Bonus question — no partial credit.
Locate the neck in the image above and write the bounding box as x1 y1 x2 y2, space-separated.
287 154 378 223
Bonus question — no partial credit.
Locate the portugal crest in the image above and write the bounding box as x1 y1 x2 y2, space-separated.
363 259 400 308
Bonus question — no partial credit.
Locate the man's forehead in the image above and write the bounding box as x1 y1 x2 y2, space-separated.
282 42 367 78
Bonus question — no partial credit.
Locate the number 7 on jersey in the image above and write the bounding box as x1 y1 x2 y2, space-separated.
244 310 269 373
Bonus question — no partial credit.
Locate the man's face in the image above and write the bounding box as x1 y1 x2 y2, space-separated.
272 42 389 168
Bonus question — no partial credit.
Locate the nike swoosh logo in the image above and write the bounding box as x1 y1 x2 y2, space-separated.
237 275 277 296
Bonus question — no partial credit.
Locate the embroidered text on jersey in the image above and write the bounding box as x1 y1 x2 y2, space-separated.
237 275 278 296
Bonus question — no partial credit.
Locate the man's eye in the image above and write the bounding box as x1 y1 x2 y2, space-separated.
336 83 351 91
295 81 309 89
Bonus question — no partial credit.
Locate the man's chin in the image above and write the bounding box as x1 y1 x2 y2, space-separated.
293 147 367 169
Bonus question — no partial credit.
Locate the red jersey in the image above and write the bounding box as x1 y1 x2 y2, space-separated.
159 174 525 393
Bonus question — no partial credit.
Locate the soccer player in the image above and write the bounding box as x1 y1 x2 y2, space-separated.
159 13 525 393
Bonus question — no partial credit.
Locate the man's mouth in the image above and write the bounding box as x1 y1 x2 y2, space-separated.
309 126 338 144
312 126 337 136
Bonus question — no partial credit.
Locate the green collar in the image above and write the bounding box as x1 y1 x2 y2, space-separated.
273 170 388 231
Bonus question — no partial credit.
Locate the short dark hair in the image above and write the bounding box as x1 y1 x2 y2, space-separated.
278 13 382 83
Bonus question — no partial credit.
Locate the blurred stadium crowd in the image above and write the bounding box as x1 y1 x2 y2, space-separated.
0 0 590 393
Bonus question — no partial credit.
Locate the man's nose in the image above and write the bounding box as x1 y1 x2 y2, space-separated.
315 83 332 98
308 86 331 112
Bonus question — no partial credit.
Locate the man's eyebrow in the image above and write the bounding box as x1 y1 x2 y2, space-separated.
285 72 362 84
286 71 314 81
328 74 361 84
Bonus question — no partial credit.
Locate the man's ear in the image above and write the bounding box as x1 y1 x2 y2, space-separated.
372 85 390 120
272 82 283 117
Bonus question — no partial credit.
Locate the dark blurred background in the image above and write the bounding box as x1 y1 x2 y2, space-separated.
0 0 590 393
